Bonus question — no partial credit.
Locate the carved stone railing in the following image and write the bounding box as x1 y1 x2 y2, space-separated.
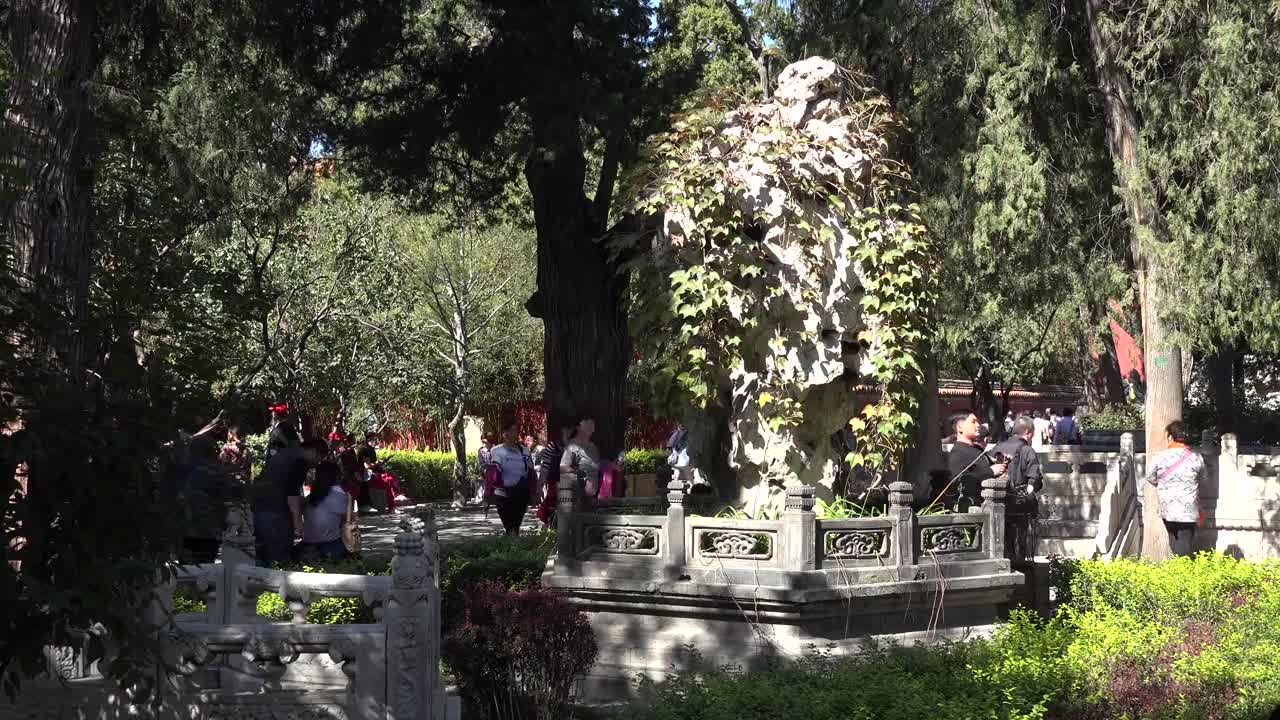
151 507 445 720
545 471 1016 602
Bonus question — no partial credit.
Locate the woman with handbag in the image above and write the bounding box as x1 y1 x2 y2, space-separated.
491 419 534 535
1145 420 1204 557
300 462 355 560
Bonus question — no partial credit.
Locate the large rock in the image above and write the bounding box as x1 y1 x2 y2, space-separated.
637 57 922 507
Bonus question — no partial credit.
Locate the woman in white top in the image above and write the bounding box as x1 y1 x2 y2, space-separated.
491 419 533 535
301 462 352 560
560 416 602 498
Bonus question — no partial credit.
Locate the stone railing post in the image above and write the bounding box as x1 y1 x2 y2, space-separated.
556 472 579 569
1120 431 1138 505
218 499 259 624
782 486 816 571
664 472 689 580
384 526 439 720
1220 432 1239 481
981 477 1007 562
888 481 916 577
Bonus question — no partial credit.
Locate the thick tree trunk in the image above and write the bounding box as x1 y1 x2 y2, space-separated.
1087 0 1182 560
1210 345 1235 433
4 0 97 379
524 49 629 460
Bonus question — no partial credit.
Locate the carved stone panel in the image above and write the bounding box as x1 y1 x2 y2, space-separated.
919 525 982 554
696 530 774 560
583 525 661 555
824 529 889 559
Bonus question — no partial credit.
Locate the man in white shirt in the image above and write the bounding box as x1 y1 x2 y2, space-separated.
1031 410 1051 450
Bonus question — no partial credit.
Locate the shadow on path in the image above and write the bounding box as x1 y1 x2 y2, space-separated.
357 501 544 561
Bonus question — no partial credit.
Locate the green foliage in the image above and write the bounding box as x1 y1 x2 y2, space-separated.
813 496 885 520
1183 401 1280 446
627 642 1052 720
255 562 385 624
440 532 556 628
1096 1 1280 353
379 450 458 501
623 449 668 475
1081 404 1144 432
625 554 1280 720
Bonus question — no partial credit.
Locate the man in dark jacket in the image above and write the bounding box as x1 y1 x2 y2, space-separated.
995 415 1043 561
946 411 1007 510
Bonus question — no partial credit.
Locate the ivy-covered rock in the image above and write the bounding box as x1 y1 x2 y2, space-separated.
625 57 937 505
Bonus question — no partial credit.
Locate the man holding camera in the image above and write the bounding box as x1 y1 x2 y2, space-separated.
946 412 1008 508
995 415 1044 561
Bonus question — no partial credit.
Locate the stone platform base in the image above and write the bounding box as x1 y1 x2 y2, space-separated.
564 574 1021 702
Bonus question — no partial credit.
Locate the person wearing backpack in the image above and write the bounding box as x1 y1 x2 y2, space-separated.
490 419 533 535
1145 420 1204 557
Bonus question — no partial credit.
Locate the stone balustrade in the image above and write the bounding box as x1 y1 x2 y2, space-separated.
549 472 1014 596
544 470 1023 700
20 506 452 720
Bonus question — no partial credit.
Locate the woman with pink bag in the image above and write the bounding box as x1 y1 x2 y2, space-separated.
1145 420 1205 557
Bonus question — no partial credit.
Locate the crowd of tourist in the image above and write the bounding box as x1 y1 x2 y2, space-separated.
167 403 404 566
475 415 615 535
169 395 1201 570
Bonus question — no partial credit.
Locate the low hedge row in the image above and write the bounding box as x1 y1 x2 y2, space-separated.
383 448 669 500
380 450 457 501
626 553 1280 720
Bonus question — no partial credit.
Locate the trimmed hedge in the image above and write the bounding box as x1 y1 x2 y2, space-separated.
380 450 457 501
624 448 669 476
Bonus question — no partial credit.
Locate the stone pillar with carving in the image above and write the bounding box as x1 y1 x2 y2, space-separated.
664 474 689 581
981 477 1008 564
888 481 916 577
782 486 816 571
555 473 579 572
384 527 439 720
216 499 258 624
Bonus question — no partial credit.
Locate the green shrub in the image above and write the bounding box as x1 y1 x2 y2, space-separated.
1081 403 1143 432
445 582 597 719
622 554 1280 720
624 449 669 475
381 450 457 501
628 642 1053 720
255 562 386 624
440 531 556 628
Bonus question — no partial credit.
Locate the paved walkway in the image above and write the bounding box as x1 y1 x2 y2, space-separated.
356 501 545 560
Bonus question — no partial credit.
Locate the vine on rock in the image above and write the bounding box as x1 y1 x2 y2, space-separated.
619 58 938 494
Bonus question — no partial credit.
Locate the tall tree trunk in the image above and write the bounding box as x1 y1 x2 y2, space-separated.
902 355 941 498
523 20 629 461
3 0 97 577
1210 345 1236 433
1087 0 1182 560
973 366 1002 441
4 0 97 379
449 401 467 508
